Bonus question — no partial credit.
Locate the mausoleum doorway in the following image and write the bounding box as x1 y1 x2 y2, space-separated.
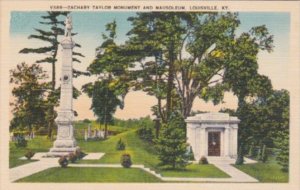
208 131 221 156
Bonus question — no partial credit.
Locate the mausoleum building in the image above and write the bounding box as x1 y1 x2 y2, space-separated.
185 112 239 161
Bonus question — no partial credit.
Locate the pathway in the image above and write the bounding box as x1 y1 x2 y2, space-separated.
10 153 258 183
10 152 105 182
10 158 57 182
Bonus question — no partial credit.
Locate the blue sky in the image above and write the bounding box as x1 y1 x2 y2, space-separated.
9 11 290 119
10 11 290 46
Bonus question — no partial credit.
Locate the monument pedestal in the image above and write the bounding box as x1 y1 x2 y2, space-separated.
47 111 79 157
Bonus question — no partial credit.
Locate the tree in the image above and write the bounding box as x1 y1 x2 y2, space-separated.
121 12 274 122
82 80 123 138
19 12 84 138
155 111 188 169
83 20 131 138
234 90 289 164
10 62 49 133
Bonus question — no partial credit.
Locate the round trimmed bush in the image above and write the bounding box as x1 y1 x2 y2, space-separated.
121 153 132 168
199 156 209 165
75 149 86 160
58 156 69 168
68 152 77 163
24 150 35 160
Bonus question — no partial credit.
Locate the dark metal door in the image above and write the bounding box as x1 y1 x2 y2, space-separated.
208 132 221 156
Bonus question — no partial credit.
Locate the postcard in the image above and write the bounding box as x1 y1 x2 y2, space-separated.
0 1 299 190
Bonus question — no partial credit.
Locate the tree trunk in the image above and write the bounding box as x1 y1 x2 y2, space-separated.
104 122 108 139
166 43 175 119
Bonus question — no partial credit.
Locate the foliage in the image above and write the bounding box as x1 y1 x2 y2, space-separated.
24 150 35 160
10 136 53 168
199 156 209 165
116 138 126 151
68 152 77 163
35 127 48 136
136 121 155 143
14 135 28 148
186 146 195 161
118 12 274 121
83 21 132 138
83 119 91 123
74 149 86 160
235 144 244 165
155 112 188 169
274 131 289 172
10 63 49 133
58 156 69 168
237 90 289 164
121 153 132 168
82 80 123 138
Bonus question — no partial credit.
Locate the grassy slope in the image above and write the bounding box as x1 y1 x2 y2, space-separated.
77 130 229 178
77 130 160 169
9 136 53 168
234 162 288 182
17 167 162 183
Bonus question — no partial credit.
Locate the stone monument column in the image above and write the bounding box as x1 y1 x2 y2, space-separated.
47 15 79 157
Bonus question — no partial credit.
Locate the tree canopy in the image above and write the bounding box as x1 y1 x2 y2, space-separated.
10 63 49 133
99 12 275 122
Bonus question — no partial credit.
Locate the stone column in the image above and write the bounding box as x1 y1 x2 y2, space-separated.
47 15 79 157
231 125 238 157
199 126 206 158
224 126 230 157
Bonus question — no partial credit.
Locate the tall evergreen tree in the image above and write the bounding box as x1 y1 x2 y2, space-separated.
19 12 84 138
155 112 188 169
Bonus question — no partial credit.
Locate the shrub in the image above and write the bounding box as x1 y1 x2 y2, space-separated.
199 156 209 165
68 152 77 163
35 127 48 136
137 123 154 142
121 153 132 168
24 150 35 160
274 131 289 172
83 119 91 123
186 146 195 161
235 145 244 165
58 156 69 168
75 149 86 160
116 138 126 150
15 135 27 148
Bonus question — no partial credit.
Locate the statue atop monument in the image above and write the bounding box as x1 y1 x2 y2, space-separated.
64 15 73 37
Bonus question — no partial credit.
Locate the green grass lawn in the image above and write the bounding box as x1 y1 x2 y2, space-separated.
234 162 288 182
77 130 160 169
17 167 162 183
77 130 228 178
159 164 230 178
10 130 288 182
9 136 53 168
